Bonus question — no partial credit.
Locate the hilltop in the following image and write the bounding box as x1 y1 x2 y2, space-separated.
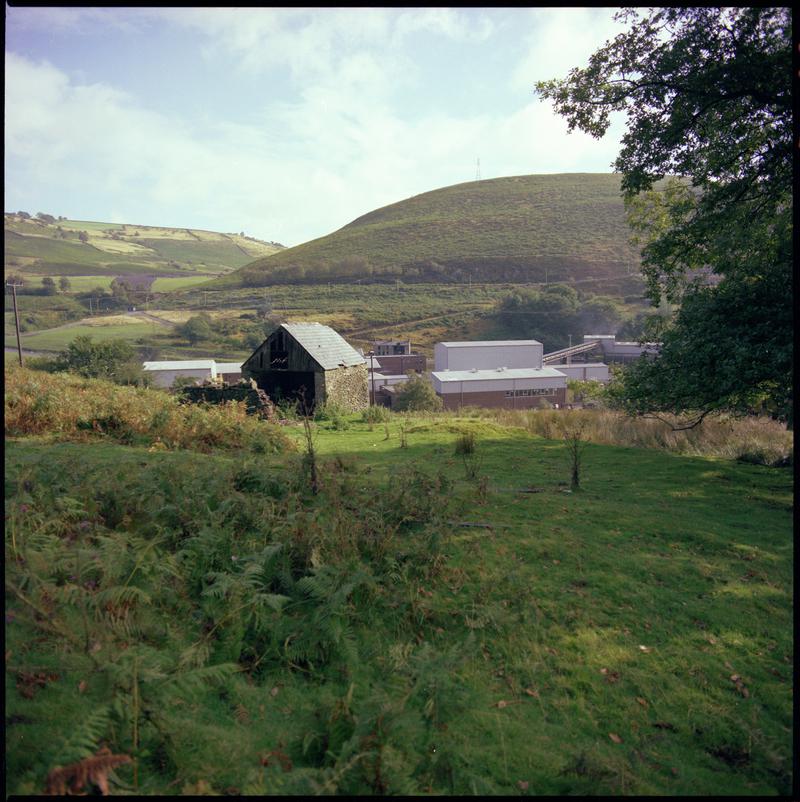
4 213 285 294
212 173 646 296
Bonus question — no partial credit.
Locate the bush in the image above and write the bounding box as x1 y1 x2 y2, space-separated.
361 405 392 424
393 375 443 413
177 313 215 345
51 335 138 384
314 401 350 430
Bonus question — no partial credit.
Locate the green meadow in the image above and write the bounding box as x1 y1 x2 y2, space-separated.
4 372 793 795
5 321 158 352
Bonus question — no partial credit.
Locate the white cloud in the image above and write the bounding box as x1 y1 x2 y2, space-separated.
4 7 627 247
509 7 627 91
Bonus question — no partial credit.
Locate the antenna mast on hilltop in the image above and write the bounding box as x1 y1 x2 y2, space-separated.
475 157 481 181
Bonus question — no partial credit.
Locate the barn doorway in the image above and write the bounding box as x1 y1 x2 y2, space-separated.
257 371 317 410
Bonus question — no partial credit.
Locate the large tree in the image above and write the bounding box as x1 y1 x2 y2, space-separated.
535 7 792 426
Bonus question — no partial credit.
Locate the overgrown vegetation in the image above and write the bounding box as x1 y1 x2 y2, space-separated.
486 407 792 467
4 366 294 455
5 407 793 795
492 284 626 350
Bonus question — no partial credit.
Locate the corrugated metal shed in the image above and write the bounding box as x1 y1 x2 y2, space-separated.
281 322 365 370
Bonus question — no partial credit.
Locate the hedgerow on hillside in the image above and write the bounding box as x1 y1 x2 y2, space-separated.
4 366 295 454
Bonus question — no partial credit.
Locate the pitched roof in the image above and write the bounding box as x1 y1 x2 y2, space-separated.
282 322 365 370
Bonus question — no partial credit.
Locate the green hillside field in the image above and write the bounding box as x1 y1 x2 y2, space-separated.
3 214 285 287
4 365 794 795
214 174 647 295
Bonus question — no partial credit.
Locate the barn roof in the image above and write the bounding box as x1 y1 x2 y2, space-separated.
282 322 365 370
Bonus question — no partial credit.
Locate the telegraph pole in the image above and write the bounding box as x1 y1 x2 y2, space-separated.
6 281 24 366
368 351 375 406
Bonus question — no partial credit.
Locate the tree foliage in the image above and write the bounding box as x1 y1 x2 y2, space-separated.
393 375 443 413
535 7 792 425
178 313 215 345
54 335 145 384
496 284 622 350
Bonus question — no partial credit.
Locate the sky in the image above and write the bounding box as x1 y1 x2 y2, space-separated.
5 6 630 247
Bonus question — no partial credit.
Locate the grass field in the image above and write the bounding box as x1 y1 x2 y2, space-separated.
4 215 284 283
5 321 158 351
4 372 793 795
151 275 217 292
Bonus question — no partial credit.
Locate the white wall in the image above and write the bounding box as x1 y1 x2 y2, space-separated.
434 374 566 395
547 363 610 382
147 368 214 389
435 342 543 371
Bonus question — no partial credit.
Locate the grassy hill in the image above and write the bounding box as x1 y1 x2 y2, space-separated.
4 214 285 291
213 174 647 296
4 366 794 795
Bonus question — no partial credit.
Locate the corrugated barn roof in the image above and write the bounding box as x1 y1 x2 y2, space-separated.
282 322 366 370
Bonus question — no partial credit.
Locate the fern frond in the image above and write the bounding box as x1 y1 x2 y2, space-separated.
52 704 112 765
160 662 239 696
94 585 153 608
177 640 211 670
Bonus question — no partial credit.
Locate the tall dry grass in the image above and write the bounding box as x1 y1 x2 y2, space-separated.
4 365 295 454
460 406 792 465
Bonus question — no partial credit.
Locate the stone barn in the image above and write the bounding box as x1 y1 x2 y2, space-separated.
241 322 368 412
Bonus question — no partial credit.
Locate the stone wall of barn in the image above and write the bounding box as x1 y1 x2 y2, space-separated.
318 364 369 412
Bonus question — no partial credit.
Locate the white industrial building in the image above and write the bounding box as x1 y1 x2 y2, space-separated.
582 335 659 362
142 359 243 389
434 340 544 371
543 363 610 382
432 340 568 410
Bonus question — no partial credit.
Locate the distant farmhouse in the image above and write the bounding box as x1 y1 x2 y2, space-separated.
242 322 368 412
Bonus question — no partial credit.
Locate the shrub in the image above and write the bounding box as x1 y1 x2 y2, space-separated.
361 405 392 425
51 335 137 384
393 375 443 413
314 401 350 430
